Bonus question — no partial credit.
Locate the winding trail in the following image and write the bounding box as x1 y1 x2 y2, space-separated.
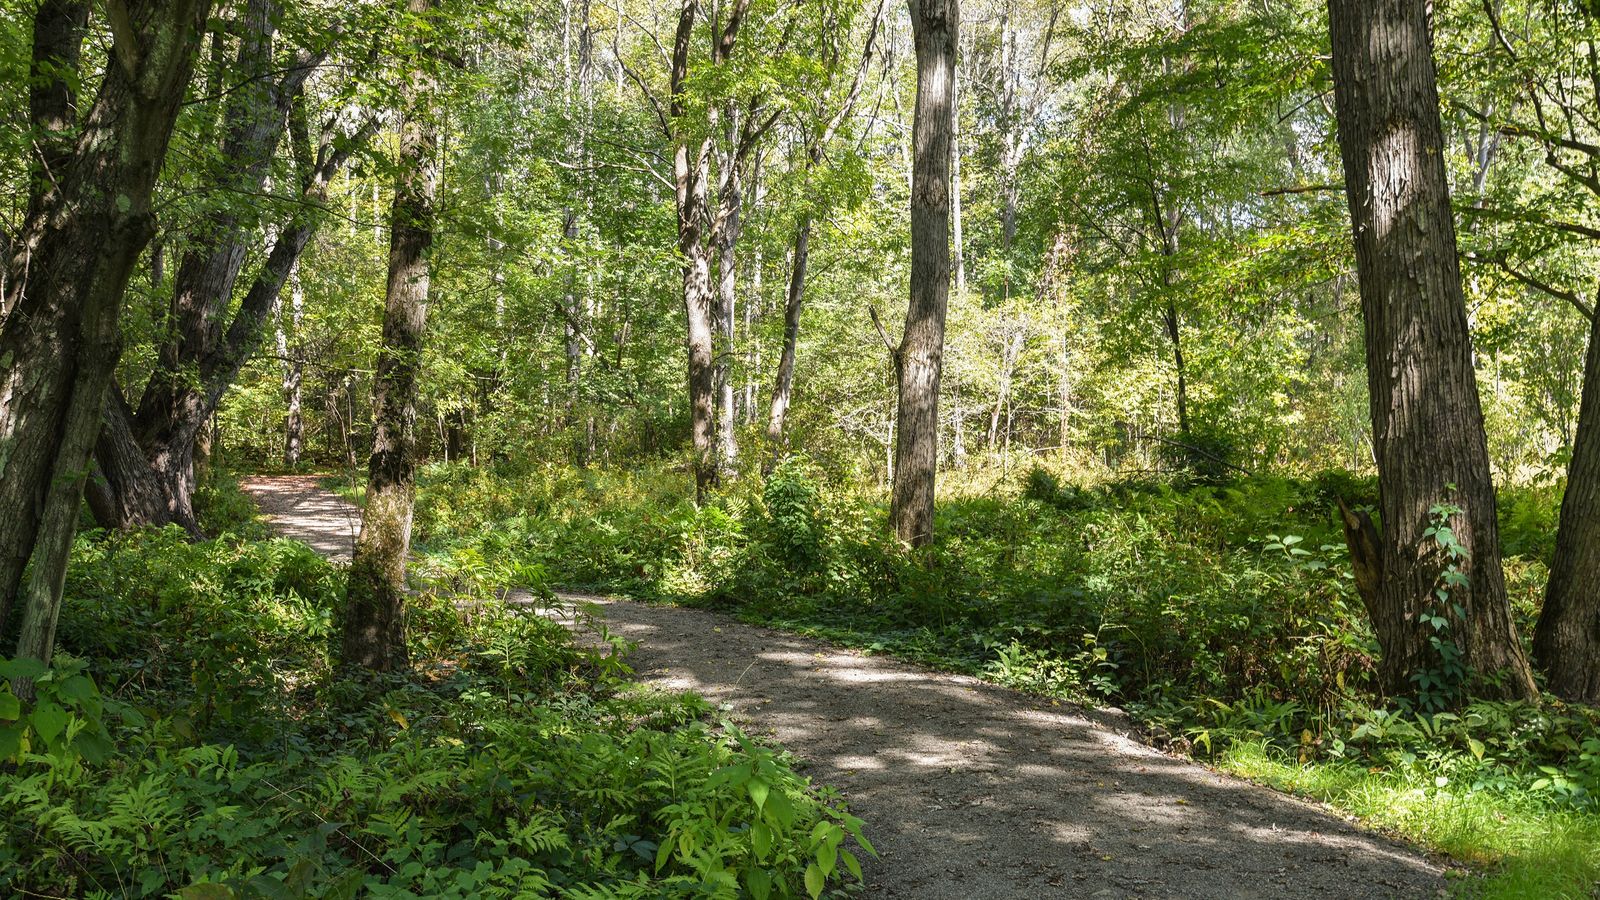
242 475 1447 899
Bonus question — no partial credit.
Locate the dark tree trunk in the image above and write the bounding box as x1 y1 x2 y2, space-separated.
760 1 882 464
341 0 438 672
891 0 957 548
2 0 210 649
1163 300 1189 436
765 218 811 466
1535 308 1600 702
21 0 89 228
1327 0 1537 701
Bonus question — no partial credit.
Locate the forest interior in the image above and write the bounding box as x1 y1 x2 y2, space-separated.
14 0 1600 896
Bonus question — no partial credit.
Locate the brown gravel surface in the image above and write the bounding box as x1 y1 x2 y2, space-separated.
244 475 1448 899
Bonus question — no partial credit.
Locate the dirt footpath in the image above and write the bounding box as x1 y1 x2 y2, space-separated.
243 475 1448 899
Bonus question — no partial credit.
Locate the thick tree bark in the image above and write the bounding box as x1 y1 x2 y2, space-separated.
341 0 438 672
1534 308 1600 702
1327 0 1537 701
112 0 324 535
891 0 957 548
2 0 210 647
21 0 89 230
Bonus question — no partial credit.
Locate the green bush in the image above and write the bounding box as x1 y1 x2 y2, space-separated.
0 506 868 898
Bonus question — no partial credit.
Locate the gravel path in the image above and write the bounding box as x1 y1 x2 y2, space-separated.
241 475 1448 899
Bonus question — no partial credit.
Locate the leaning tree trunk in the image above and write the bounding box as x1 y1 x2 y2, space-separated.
765 218 811 465
1327 0 1537 701
110 0 325 536
341 0 438 672
2 0 210 647
1534 307 1600 702
891 0 957 548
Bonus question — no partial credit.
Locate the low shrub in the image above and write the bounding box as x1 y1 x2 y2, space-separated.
0 502 868 899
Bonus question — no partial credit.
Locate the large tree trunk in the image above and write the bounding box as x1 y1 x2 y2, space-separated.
1534 308 1600 702
677 144 719 501
341 0 438 672
101 0 331 534
2 0 210 647
949 53 965 298
1327 0 1537 701
891 0 957 548
20 0 89 231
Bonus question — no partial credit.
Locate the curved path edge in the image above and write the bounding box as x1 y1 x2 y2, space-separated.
241 475 1448 900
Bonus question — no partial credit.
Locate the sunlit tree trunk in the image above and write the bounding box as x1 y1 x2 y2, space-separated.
714 139 743 471
667 0 750 500
1327 0 1537 701
891 0 957 547
341 0 439 672
766 219 810 460
281 264 305 467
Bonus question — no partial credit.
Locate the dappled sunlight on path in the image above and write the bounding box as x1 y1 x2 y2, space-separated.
245 475 1445 899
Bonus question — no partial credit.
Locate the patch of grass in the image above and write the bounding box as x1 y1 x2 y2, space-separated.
1219 741 1600 898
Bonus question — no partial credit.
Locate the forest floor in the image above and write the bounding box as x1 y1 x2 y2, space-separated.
241 475 1452 899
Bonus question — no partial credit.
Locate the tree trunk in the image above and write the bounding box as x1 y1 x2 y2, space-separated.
765 218 811 463
714 145 742 471
341 0 439 673
2 0 210 646
1327 0 1537 701
949 53 965 298
103 0 329 533
667 0 751 501
678 144 719 501
1534 307 1600 702
281 263 305 466
891 0 957 548
20 0 89 233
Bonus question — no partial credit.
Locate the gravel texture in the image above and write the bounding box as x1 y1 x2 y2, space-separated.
243 475 1449 899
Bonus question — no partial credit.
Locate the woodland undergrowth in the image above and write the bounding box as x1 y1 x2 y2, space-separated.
0 478 868 899
401 456 1600 898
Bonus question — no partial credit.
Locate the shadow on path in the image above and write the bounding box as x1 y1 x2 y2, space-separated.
243 475 1446 899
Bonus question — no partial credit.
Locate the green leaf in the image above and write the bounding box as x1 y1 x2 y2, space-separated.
751 822 772 860
748 777 770 811
179 885 237 900
0 658 46 681
1467 738 1485 761
0 724 21 761
804 862 824 899
0 690 19 721
31 700 68 747
745 867 772 900
842 849 863 881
